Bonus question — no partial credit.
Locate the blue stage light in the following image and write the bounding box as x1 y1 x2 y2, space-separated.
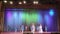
49 9 54 16
13 12 18 18
44 15 49 23
38 14 42 23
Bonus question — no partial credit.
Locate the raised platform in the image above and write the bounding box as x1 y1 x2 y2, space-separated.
1 32 51 34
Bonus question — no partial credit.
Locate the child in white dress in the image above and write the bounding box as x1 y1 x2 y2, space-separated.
31 23 35 33
37 24 43 33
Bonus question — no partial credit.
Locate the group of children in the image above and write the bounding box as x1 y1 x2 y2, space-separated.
21 23 43 33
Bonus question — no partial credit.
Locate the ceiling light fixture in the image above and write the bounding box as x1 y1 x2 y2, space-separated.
19 2 22 4
33 1 38 4
23 1 26 4
4 0 7 3
9 1 13 4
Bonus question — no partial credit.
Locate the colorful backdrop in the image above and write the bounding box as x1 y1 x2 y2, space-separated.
4 8 58 32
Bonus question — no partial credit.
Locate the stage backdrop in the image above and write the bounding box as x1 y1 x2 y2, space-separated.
4 8 58 32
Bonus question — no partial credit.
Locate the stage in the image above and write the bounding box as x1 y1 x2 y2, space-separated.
1 32 51 34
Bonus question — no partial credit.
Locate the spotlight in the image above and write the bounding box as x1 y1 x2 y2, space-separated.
23 1 26 4
33 1 38 4
49 9 54 16
33 1 36 4
36 1 38 4
4 0 7 3
19 2 22 4
9 1 13 4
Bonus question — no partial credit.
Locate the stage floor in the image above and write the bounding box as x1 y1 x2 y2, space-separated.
1 32 51 34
